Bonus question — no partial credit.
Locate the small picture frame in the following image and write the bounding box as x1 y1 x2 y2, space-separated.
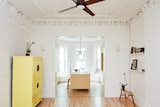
131 47 136 54
136 47 145 53
131 47 145 54
131 59 138 70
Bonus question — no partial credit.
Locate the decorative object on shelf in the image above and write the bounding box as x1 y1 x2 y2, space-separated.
130 45 145 72
131 47 136 54
120 72 128 89
130 47 145 54
131 59 138 70
136 47 145 53
25 41 36 56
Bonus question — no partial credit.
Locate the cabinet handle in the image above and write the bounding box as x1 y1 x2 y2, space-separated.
37 65 40 71
37 82 39 88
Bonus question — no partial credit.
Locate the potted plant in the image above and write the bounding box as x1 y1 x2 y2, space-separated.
25 41 35 56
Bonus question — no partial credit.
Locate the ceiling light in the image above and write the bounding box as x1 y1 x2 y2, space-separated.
77 5 85 9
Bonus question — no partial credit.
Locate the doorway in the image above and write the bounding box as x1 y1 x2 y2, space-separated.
55 36 105 102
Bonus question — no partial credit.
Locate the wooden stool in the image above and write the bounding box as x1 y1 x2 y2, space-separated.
119 87 136 107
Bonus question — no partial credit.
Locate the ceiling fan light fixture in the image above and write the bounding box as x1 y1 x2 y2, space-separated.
77 5 85 9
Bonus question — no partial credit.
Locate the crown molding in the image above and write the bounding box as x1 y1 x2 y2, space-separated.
129 0 160 23
32 17 129 26
0 0 32 33
2 0 159 27
31 0 159 26
7 0 32 32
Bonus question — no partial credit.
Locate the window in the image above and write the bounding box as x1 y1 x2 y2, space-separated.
59 47 68 74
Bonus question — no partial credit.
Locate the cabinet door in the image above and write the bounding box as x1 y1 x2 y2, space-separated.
32 58 43 106
32 80 41 106
32 80 37 97
33 62 42 80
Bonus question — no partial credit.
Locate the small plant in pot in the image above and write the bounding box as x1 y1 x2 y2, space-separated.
25 41 35 56
120 72 128 91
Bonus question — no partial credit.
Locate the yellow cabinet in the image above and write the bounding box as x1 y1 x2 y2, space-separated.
12 56 43 107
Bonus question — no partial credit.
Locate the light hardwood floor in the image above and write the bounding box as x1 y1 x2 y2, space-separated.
38 82 137 107
38 98 137 107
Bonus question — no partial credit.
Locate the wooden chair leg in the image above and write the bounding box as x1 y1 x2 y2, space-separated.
125 93 127 99
131 95 136 107
119 89 123 100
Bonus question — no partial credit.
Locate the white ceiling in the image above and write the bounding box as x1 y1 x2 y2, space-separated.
8 0 146 20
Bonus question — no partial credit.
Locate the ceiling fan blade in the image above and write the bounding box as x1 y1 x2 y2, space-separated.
83 6 95 16
73 0 86 5
85 0 105 5
59 6 77 13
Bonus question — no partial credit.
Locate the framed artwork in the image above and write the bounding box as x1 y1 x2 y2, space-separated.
131 59 138 70
131 47 145 54
136 47 145 53
131 47 136 54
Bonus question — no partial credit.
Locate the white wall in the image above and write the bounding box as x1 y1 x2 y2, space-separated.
129 16 146 107
129 2 160 107
56 41 102 74
144 3 160 107
30 23 130 98
0 2 29 107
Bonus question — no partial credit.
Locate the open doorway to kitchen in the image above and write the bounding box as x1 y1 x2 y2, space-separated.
55 35 105 106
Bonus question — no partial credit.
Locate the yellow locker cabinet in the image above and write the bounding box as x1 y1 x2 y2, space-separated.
12 56 43 107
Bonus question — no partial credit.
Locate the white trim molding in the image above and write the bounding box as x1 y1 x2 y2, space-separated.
32 17 129 26
129 0 160 23
2 0 159 26
7 0 32 31
0 0 32 33
31 0 160 26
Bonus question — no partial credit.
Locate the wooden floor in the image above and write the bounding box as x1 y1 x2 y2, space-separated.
38 82 137 107
38 98 137 107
